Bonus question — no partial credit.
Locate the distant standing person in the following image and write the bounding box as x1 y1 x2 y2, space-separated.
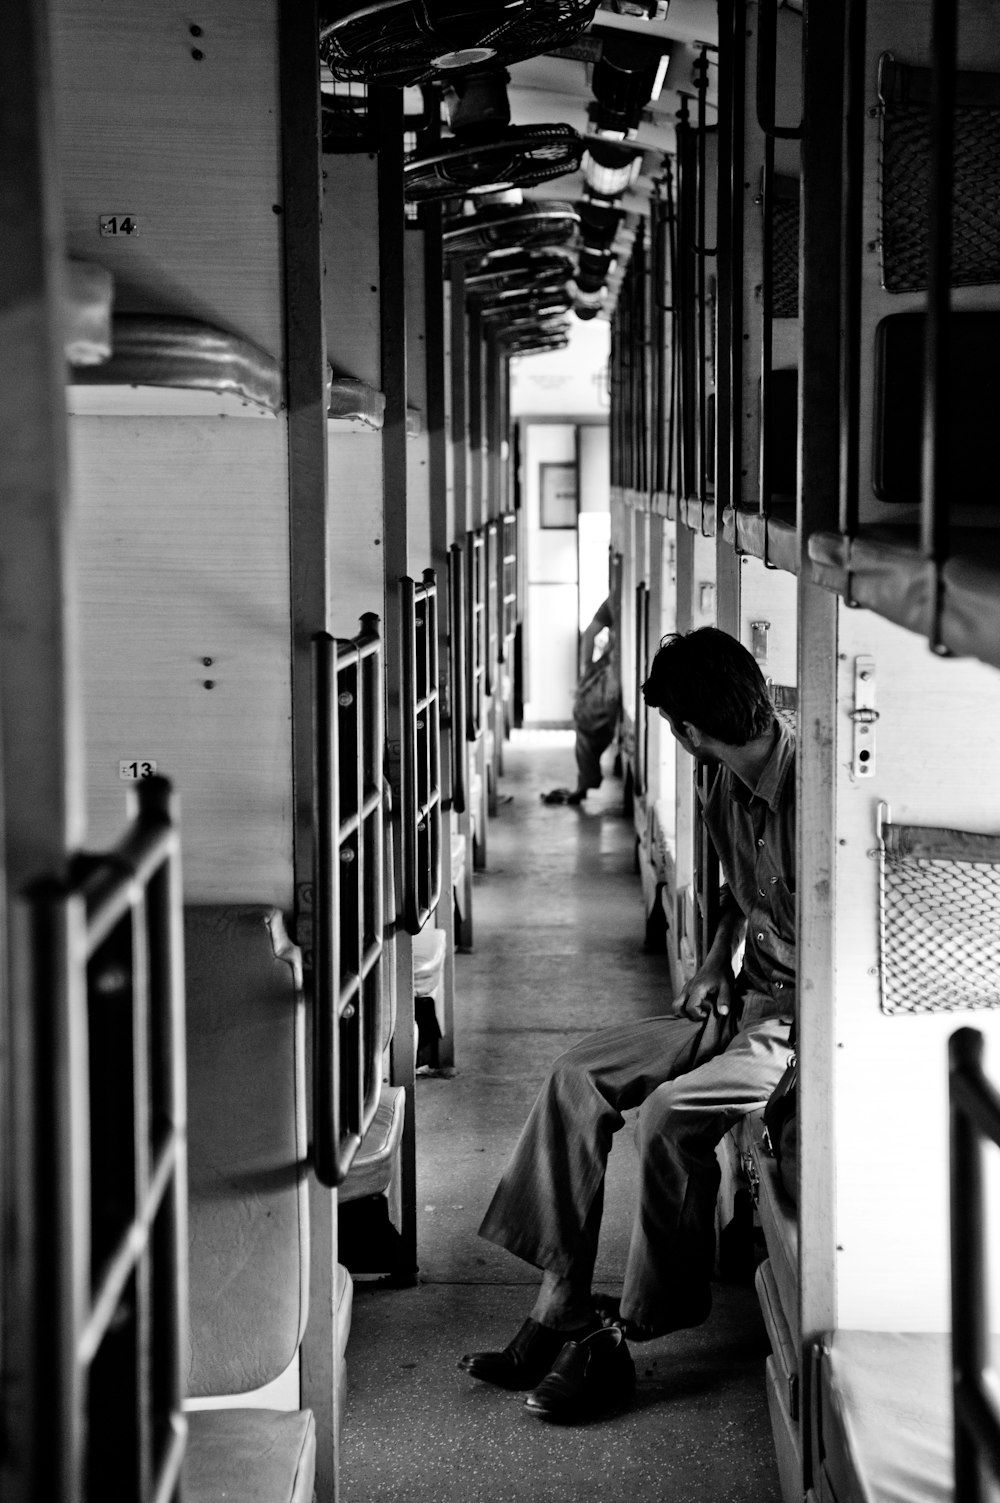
542 597 620 806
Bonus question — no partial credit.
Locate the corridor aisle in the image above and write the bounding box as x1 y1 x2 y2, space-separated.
340 731 782 1503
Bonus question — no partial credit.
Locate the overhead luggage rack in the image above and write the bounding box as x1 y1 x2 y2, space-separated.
878 52 1000 294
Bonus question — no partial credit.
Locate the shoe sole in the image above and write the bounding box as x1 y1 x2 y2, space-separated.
523 1385 636 1425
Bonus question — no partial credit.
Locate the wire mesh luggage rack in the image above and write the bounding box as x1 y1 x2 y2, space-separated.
877 802 1000 1016
312 614 386 1188
21 776 187 1503
878 52 1000 294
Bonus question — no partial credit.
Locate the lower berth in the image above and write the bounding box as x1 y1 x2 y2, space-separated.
811 1332 952 1503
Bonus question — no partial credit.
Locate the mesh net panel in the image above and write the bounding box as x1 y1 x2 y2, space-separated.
879 56 1000 293
879 819 1000 1015
771 195 800 318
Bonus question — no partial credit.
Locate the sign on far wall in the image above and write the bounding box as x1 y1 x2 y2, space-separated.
539 462 578 529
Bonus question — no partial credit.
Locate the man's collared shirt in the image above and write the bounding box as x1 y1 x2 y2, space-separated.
702 718 796 1010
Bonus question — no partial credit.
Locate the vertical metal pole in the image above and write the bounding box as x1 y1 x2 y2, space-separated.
2 7 78 1501
950 1028 986 1503
921 0 957 643
797 3 846 1493
279 0 344 1489
839 0 867 540
716 0 742 638
375 88 418 1286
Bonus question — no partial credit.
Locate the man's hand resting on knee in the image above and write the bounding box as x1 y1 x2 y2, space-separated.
672 959 736 1020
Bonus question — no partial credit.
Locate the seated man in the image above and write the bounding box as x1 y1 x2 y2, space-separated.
460 627 795 1422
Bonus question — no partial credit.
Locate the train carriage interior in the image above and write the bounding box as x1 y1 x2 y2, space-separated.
6 0 1000 1500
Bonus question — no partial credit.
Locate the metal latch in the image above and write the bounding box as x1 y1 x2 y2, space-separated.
850 655 878 778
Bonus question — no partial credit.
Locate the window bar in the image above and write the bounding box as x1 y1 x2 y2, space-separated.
922 0 957 650
755 0 804 140
652 190 669 498
634 582 650 797
840 0 867 549
312 615 385 1189
638 228 650 498
401 570 443 933
759 140 775 563
695 49 711 523
484 520 499 700
716 1 736 528
28 775 187 1503
465 529 486 741
663 157 680 504
693 762 721 962
500 512 518 650
677 95 697 508
448 541 468 815
949 1027 1000 1501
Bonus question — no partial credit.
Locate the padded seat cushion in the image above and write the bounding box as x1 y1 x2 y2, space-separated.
413 925 447 994
451 828 467 883
723 506 798 574
185 906 308 1397
185 1407 316 1503
339 1084 405 1207
816 1332 951 1503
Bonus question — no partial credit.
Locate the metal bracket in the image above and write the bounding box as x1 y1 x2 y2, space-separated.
850 656 878 778
750 619 770 666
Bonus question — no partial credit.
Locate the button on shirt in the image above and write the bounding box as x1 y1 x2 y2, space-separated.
701 719 796 1012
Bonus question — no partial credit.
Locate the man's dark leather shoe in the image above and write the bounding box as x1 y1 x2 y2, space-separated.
523 1326 635 1423
458 1317 575 1390
592 1284 712 1342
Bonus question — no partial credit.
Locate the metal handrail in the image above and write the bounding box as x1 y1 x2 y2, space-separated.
756 0 803 140
465 530 487 741
448 541 468 815
312 614 385 1189
26 775 187 1503
400 570 443 933
949 1027 1000 1500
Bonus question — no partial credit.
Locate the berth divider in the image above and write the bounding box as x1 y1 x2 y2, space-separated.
22 776 187 1502
310 616 386 1190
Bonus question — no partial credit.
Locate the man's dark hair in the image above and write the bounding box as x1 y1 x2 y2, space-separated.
641 627 774 745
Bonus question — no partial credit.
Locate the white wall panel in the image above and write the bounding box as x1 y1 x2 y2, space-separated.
72 414 293 903
833 606 1000 1330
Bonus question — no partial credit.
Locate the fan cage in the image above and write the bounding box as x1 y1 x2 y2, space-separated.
404 125 584 203
443 203 580 255
319 0 599 87
466 251 577 292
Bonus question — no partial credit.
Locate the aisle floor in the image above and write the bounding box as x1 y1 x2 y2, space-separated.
340 731 782 1503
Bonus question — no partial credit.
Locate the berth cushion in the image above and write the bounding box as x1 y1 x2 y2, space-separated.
412 925 447 995
185 1407 316 1503
185 906 309 1397
339 1083 405 1219
814 1332 951 1503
